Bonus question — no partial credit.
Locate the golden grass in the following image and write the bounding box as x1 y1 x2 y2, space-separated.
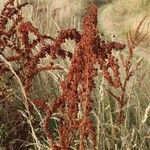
0 0 150 149
100 0 150 47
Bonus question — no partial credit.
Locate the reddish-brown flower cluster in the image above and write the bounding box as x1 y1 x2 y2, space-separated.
39 4 126 149
1 0 141 149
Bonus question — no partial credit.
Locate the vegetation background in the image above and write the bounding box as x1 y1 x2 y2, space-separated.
0 0 150 149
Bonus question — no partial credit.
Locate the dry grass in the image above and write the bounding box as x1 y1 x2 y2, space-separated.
0 0 150 150
99 0 150 48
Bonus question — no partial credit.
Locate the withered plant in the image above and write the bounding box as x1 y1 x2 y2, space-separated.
0 0 145 150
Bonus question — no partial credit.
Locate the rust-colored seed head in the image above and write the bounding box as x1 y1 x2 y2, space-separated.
1 1 137 149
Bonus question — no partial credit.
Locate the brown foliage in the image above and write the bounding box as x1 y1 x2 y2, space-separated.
0 0 143 149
